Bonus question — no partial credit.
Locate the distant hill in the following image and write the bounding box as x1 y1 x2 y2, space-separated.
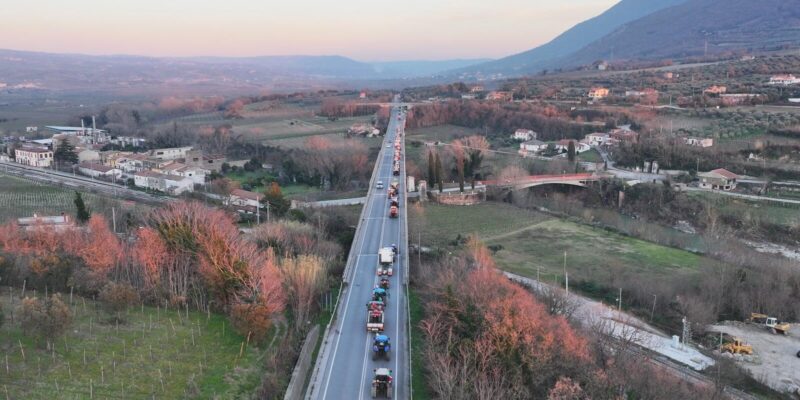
454 0 689 77
555 0 800 68
0 49 490 95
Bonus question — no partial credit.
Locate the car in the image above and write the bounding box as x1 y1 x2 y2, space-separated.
376 181 384 189
386 144 391 148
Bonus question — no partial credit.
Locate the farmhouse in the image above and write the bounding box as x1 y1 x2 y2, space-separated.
588 87 610 100
15 145 53 167
698 168 738 191
519 140 548 155
703 85 727 95
511 129 537 141
228 189 262 214
185 149 226 172
684 137 714 148
485 91 513 102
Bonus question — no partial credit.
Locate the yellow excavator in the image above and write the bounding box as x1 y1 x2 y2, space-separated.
720 337 753 355
750 313 791 335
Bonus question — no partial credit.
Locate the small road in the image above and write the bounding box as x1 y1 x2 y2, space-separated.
306 101 410 400
0 161 171 205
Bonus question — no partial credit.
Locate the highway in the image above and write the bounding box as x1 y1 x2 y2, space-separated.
306 102 410 400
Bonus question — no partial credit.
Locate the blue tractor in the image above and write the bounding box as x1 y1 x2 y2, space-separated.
372 287 388 305
372 334 391 361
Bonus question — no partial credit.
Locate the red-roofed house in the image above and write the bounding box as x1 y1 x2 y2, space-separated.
228 189 262 214
698 168 738 191
78 162 122 179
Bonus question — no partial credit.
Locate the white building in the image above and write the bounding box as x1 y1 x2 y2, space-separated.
228 189 261 214
585 132 611 147
15 145 53 167
684 137 714 148
77 148 102 163
158 162 208 185
511 129 537 141
149 146 193 161
133 171 194 195
554 140 591 154
110 136 147 148
519 140 548 154
78 162 122 179
769 74 800 86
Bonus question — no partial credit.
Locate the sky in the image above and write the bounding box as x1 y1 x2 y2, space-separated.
0 0 618 61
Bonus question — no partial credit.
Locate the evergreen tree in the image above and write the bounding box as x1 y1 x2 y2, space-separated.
54 141 78 164
427 151 435 185
74 192 90 223
567 140 576 163
458 165 465 193
434 153 444 193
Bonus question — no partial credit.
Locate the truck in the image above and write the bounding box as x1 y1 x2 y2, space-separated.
371 368 393 398
378 247 394 276
367 309 385 332
750 313 791 335
366 300 385 312
392 163 400 176
372 334 391 361
389 205 398 218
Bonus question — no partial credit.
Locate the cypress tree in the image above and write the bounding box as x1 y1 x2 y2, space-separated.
74 191 90 223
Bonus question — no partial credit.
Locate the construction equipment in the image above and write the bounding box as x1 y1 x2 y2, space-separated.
367 309 385 332
750 313 791 335
372 334 391 361
720 337 753 355
371 368 393 398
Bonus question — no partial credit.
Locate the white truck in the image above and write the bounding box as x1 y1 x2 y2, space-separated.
377 247 394 276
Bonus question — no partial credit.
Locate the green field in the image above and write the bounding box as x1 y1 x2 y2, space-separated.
687 191 800 227
406 125 477 143
0 174 149 224
411 201 712 290
577 148 604 163
0 289 272 399
410 202 550 248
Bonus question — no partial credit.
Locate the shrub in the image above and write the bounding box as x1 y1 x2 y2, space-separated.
17 294 72 349
229 303 273 344
98 282 140 315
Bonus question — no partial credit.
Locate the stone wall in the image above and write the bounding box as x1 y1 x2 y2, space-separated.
429 190 485 205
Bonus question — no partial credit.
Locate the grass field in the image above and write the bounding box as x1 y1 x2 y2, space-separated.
0 174 149 224
577 148 604 163
406 124 477 143
410 201 713 293
0 288 272 399
688 191 800 227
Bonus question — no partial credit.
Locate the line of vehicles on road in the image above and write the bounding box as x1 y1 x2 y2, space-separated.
367 116 405 399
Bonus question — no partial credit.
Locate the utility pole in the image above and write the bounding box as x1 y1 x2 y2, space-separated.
256 195 260 225
563 251 568 295
111 207 117 233
618 288 622 312
266 201 270 224
650 294 657 322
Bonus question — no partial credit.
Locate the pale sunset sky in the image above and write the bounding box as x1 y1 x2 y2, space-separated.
0 0 618 61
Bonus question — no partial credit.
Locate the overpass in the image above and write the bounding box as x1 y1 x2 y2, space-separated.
480 172 611 190
305 101 410 399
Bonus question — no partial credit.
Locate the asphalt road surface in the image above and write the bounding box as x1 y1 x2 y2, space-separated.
307 103 410 400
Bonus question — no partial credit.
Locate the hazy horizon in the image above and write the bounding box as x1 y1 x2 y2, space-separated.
0 0 617 61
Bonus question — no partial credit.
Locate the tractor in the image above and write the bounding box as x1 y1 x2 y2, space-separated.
379 278 390 290
372 334 391 361
371 368 393 398
372 287 388 305
720 337 753 355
